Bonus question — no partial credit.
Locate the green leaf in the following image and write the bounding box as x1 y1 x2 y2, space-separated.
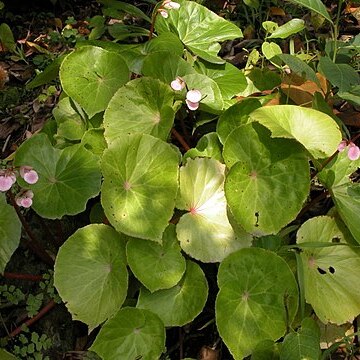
126 224 186 292
251 340 280 360
217 98 262 144
90 307 165 360
194 59 247 99
182 73 223 113
318 56 360 92
276 54 320 86
54 224 128 328
176 158 252 262
81 128 107 157
249 105 342 159
0 193 21 274
183 132 223 162
224 123 309 235
60 46 130 117
14 134 102 219
261 42 282 64
0 349 17 360
297 216 360 324
286 0 332 23
101 134 179 242
268 19 305 39
104 77 175 144
144 32 184 56
338 85 360 106
0 23 16 52
216 248 299 359
26 55 66 89
142 51 196 83
137 260 208 326
280 318 321 360
246 68 281 93
155 0 243 64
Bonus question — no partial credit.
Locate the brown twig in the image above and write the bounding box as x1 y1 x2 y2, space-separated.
3 272 43 281
7 191 54 266
171 128 191 152
8 299 56 338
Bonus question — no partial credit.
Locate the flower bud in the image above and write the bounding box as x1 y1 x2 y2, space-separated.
185 99 200 111
186 89 202 103
163 0 181 9
15 190 34 208
348 142 360 161
20 166 39 184
159 9 169 18
170 77 185 91
337 140 347 152
0 170 16 192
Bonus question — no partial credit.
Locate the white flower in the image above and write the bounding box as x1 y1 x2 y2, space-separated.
170 77 186 91
159 9 169 18
163 0 181 10
185 99 200 111
186 89 202 103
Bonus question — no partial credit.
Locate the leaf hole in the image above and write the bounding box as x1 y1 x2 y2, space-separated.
329 266 335 274
254 212 259 227
317 267 327 275
332 237 340 243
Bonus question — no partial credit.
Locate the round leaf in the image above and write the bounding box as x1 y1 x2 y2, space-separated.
137 260 208 326
54 224 128 328
90 307 165 360
14 134 102 219
101 134 179 242
216 248 299 359
155 0 243 64
60 46 130 117
176 158 252 263
0 193 21 274
104 77 175 144
126 224 186 292
224 123 310 235
249 105 342 159
297 216 360 324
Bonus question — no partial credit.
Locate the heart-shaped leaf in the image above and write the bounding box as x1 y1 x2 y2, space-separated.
54 224 128 328
126 224 186 292
90 307 165 360
0 193 21 274
249 105 342 158
14 134 102 219
216 248 299 359
176 158 252 262
224 123 309 235
101 134 179 242
60 45 130 117
155 0 243 64
104 77 175 144
297 216 360 324
137 260 208 326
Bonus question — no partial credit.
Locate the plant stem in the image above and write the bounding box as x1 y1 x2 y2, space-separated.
332 0 344 62
171 128 191 151
3 272 43 281
8 299 56 338
8 191 54 266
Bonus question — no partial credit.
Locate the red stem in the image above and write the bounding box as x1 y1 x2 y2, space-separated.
3 272 43 281
171 128 191 152
8 299 56 338
7 191 54 266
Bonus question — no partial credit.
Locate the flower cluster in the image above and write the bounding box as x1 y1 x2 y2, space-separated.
0 166 39 208
158 0 180 18
337 140 360 161
170 77 202 111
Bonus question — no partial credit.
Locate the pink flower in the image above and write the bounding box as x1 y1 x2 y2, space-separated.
348 142 360 161
163 0 181 9
337 140 347 152
0 170 16 192
159 9 168 18
185 89 202 111
170 77 185 91
185 99 200 110
15 190 34 208
19 166 39 184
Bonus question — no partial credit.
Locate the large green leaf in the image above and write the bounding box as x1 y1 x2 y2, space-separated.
318 151 360 242
137 260 208 326
0 349 17 360
286 0 332 23
279 318 321 360
176 158 252 262
224 123 309 235
60 46 130 118
101 134 179 242
14 134 102 219
142 51 196 84
126 224 186 292
216 248 299 359
297 216 360 324
155 0 243 64
318 56 360 92
104 77 175 144
0 193 21 274
90 307 165 360
268 19 305 39
249 105 342 159
54 224 128 328
194 59 247 99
